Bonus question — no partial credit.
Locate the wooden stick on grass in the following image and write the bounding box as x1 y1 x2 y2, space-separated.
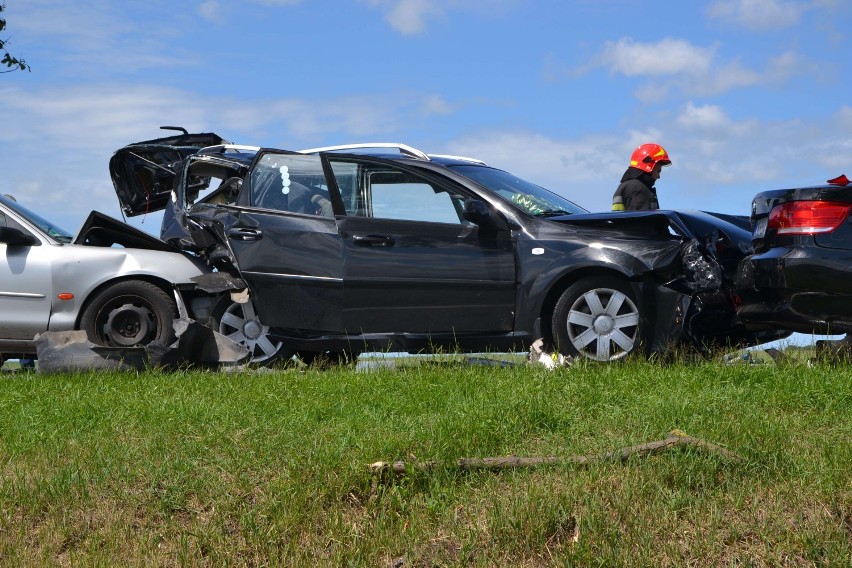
368 429 743 478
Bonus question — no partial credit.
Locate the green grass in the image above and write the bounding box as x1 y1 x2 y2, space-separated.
0 356 849 566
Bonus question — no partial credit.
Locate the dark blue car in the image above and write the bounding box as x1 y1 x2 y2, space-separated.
735 175 852 335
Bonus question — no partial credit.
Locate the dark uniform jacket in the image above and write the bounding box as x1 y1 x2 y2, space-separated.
611 167 659 211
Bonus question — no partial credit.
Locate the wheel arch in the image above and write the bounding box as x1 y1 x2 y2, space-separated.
74 275 186 329
536 266 647 348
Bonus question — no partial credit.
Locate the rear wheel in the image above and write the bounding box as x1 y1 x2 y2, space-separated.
212 297 292 366
80 280 178 348
551 277 642 362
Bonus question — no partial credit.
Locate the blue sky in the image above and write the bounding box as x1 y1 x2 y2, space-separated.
1 0 850 237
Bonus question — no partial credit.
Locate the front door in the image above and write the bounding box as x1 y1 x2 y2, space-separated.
0 212 52 340
328 157 516 334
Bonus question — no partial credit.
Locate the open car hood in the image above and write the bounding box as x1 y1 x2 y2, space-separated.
109 130 227 217
73 210 183 252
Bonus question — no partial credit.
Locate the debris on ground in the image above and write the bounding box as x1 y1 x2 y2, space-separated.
35 318 249 373
368 429 742 480
528 338 572 369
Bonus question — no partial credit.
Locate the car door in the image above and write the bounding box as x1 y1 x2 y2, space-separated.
222 151 344 331
328 156 517 334
0 207 53 340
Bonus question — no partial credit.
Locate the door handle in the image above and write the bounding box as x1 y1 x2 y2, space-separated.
228 228 263 241
352 234 395 247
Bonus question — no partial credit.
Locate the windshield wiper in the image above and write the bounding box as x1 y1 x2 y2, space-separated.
534 209 573 217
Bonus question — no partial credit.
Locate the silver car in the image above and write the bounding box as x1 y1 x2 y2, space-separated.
0 194 216 363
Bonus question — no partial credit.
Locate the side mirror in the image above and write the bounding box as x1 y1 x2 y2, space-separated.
0 226 40 246
463 199 491 224
463 199 507 231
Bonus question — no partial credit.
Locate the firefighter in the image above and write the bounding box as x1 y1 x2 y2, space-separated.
612 143 672 211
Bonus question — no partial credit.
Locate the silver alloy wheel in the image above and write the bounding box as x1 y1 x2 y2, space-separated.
565 287 640 361
217 300 284 364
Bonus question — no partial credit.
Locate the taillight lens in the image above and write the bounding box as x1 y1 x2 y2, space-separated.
768 201 852 235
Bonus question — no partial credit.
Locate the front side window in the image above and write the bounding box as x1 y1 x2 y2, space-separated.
250 152 333 217
328 159 466 224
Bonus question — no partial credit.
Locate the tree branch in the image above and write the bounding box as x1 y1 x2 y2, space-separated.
368 430 743 479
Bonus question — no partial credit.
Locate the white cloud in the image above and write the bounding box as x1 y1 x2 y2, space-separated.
198 1 222 23
694 60 762 94
595 38 716 77
582 37 808 101
199 0 302 22
362 0 517 35
836 106 852 128
15 2 194 72
676 102 734 130
419 95 455 116
364 0 442 35
706 0 805 30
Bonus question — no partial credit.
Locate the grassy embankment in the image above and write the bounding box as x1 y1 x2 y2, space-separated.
0 354 849 566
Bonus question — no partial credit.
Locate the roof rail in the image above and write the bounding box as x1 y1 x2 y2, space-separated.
298 143 430 161
427 153 487 165
199 144 261 155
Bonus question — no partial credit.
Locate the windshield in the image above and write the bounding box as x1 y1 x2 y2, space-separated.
448 164 588 217
0 193 74 243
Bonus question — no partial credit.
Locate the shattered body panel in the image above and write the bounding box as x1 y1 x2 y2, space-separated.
108 135 784 362
35 319 249 373
735 181 852 334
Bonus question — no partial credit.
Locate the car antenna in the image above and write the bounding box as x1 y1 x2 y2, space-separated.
159 125 189 135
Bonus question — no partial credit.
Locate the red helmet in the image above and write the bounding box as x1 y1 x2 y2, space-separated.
630 143 672 173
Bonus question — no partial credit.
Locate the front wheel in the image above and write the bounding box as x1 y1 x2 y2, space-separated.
80 280 178 348
212 296 292 366
551 277 642 362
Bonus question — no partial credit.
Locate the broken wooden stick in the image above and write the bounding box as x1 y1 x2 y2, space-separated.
368 429 742 478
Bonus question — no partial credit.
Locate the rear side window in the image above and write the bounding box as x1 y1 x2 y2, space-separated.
328 158 466 224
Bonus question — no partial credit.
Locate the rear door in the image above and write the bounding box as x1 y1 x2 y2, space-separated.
224 152 344 331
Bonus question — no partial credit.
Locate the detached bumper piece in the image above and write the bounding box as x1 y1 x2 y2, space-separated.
35 319 250 373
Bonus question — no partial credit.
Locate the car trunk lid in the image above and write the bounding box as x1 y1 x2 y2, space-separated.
750 178 852 252
109 129 227 217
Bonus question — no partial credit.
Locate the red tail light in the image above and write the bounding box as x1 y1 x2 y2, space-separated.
768 201 852 235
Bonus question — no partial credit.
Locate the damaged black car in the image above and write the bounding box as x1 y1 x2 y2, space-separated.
110 130 787 364
735 174 852 335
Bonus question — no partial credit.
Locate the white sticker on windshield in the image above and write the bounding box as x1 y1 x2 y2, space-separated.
279 166 291 194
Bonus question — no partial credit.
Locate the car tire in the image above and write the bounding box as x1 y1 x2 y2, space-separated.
551 276 642 362
80 280 178 348
212 296 292 366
